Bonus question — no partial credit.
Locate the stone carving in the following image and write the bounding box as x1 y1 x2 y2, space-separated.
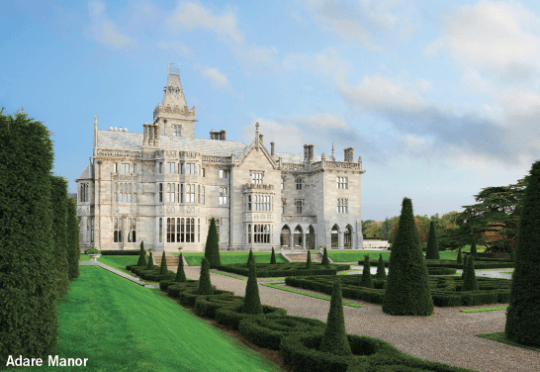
325 162 360 170
202 156 230 163
242 183 274 191
283 164 304 171
97 149 142 158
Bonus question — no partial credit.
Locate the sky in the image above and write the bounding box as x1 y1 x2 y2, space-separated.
1 0 539 222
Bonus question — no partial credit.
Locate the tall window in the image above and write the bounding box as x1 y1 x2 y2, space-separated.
187 218 195 242
337 177 348 189
159 162 163 173
113 163 118 173
179 183 183 203
251 171 263 184
159 218 162 242
177 217 181 243
247 223 252 243
218 169 229 178
337 199 348 214
295 178 303 190
167 183 175 203
201 186 205 205
247 195 252 211
295 199 304 214
281 199 285 214
167 218 175 243
198 185 201 204
90 218 94 243
167 162 175 173
86 218 90 243
281 178 284 190
114 218 122 242
253 195 271 211
133 163 137 173
186 184 195 203
114 182 117 202
186 163 195 174
174 125 181 136
122 163 130 173
128 218 136 242
219 187 228 205
254 224 271 243
180 163 184 174
198 218 200 242
159 183 163 203
202 168 205 177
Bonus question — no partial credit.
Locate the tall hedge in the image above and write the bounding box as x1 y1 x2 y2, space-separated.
457 247 463 264
147 251 154 270
0 109 59 365
137 241 147 267
470 239 478 258
247 248 255 266
505 160 540 347
66 197 80 280
321 247 330 265
319 280 352 356
197 257 213 295
425 221 440 260
461 254 467 280
461 255 478 291
306 250 312 269
50 175 71 300
360 255 374 288
159 251 167 276
270 247 276 264
376 253 386 280
382 197 433 316
205 217 221 268
242 261 263 315
175 253 187 282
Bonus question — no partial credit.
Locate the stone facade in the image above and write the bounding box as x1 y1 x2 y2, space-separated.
76 63 366 253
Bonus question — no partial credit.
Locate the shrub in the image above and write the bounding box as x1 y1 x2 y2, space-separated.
137 241 147 267
66 197 80 280
322 247 330 265
375 254 386 280
159 251 168 276
50 175 70 300
247 248 255 266
359 255 374 289
204 217 221 268
197 258 213 295
470 239 478 259
270 247 276 264
425 221 440 260
242 261 263 314
147 251 154 270
195 294 243 318
176 253 187 282
505 161 540 347
306 250 312 269
320 280 352 356
85 247 100 254
461 255 467 280
215 304 287 330
456 247 463 264
382 197 433 316
461 256 478 292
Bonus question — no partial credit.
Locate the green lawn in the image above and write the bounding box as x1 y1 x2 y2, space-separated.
79 254 90 261
179 252 288 266
461 306 507 313
327 250 392 262
260 282 363 308
477 332 540 353
97 255 140 276
18 267 284 372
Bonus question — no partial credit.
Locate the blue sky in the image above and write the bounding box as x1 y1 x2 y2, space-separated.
2 0 539 222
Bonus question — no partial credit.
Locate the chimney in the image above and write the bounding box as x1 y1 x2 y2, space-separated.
303 144 309 161
270 141 275 155
143 122 148 144
154 124 160 146
308 144 314 160
344 147 353 162
220 130 226 140
148 124 154 145
259 134 263 144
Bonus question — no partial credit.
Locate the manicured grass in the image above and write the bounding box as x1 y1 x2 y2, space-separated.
180 252 288 266
79 254 91 261
260 282 363 308
461 306 507 313
18 267 285 371
210 270 248 281
97 255 142 276
503 272 513 274
327 250 391 262
477 332 540 353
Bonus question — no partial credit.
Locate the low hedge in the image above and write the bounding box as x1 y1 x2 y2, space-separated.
194 294 245 318
216 262 350 278
179 288 232 307
358 259 514 270
101 250 139 255
167 281 199 298
238 315 326 350
280 333 474 372
126 265 175 282
215 304 287 330
427 267 457 275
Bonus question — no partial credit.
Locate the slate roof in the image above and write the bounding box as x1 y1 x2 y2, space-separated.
77 162 92 180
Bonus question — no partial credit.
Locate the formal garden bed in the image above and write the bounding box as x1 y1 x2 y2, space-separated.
215 262 350 278
357 258 515 270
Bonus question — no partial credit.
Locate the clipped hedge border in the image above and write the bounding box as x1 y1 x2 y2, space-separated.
126 265 175 282
357 259 514 270
216 263 350 278
179 288 232 307
215 304 288 330
167 281 199 298
428 267 457 275
101 250 140 255
238 314 326 350
194 294 245 318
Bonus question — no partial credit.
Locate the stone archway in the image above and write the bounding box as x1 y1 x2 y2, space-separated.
306 225 315 249
331 224 339 249
344 225 352 249
294 225 303 248
280 225 291 248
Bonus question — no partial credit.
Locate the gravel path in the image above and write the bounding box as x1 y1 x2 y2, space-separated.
183 266 539 372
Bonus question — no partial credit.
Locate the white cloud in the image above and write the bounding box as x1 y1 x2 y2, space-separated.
200 67 232 92
88 0 135 49
242 119 304 151
166 1 243 43
283 48 352 81
158 41 193 56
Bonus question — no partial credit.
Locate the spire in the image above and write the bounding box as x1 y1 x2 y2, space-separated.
93 115 98 150
331 143 335 160
255 122 260 149
162 61 187 108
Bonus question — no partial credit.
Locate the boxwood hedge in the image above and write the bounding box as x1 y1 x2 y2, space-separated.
215 304 287 330
216 262 350 278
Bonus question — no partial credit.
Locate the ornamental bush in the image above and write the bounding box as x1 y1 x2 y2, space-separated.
457 247 463 264
50 175 70 300
197 258 213 295
425 221 440 260
470 239 478 259
322 247 330 265
176 253 187 282
66 197 80 280
147 251 154 270
376 253 386 280
242 261 263 314
247 248 255 266
204 217 221 268
306 250 312 269
137 241 147 267
382 197 433 316
461 254 467 280
461 255 478 292
270 247 276 264
319 280 352 356
159 251 168 276
360 255 374 289
505 160 540 347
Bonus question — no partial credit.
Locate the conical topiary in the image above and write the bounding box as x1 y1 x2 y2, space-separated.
461 254 478 292
197 257 213 295
319 280 352 356
510 244 515 260
175 253 187 282
425 221 440 260
360 255 374 288
306 250 312 269
457 247 463 265
382 198 433 316
242 261 263 314
270 247 276 264
204 217 221 268
159 251 168 275
321 247 330 265
505 161 540 347
461 254 468 280
147 251 154 270
247 248 255 266
470 239 478 259
376 253 387 280
137 241 147 267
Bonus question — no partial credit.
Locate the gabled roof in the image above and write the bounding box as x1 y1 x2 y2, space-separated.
77 162 92 180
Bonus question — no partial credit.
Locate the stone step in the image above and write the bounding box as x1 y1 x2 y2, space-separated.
153 252 179 267
286 252 323 263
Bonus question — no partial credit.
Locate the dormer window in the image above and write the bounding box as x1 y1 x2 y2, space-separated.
173 125 181 137
251 171 263 185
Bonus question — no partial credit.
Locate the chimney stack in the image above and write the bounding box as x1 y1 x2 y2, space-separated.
270 141 275 155
344 147 354 162
259 134 263 144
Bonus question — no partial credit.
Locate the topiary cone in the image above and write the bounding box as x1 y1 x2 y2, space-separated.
461 254 478 292
242 261 263 314
457 247 463 264
159 251 168 276
322 247 330 265
360 255 374 288
270 247 276 264
306 250 312 269
320 280 352 356
197 257 213 295
175 253 187 282
376 253 386 280
204 217 221 268
461 254 468 281
137 241 147 267
425 221 440 260
247 248 255 266
470 239 478 259
147 251 154 270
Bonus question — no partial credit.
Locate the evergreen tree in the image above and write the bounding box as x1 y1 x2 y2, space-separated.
319 280 352 356
382 198 434 316
137 241 147 267
376 253 387 280
461 254 468 280
242 260 263 314
470 239 478 258
147 251 154 270
425 221 440 260
306 250 312 269
66 197 80 280
505 161 540 347
197 257 213 295
204 217 221 268
510 244 515 260
360 255 374 288
175 253 187 282
159 251 168 276
321 247 330 265
461 254 478 291
0 109 59 364
50 175 70 299
270 247 276 264
247 248 255 266
457 247 463 264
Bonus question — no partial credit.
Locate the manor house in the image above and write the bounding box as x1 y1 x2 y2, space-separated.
76 63 366 252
